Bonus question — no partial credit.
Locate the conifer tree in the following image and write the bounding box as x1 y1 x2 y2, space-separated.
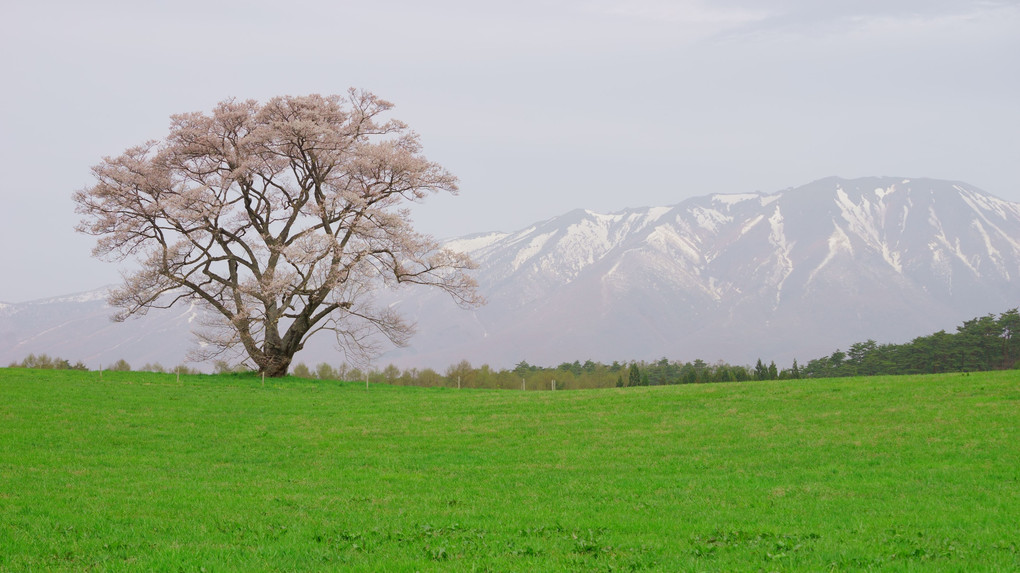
628 363 641 387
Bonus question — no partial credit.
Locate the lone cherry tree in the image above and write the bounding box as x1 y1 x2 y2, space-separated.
75 91 481 377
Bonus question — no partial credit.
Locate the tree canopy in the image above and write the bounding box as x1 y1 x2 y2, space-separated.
803 308 1020 377
75 91 482 376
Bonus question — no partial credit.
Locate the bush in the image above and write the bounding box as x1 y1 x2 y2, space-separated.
315 363 338 380
9 354 88 371
108 359 131 372
172 364 200 375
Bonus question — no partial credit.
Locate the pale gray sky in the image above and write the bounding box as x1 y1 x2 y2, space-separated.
1 0 1018 302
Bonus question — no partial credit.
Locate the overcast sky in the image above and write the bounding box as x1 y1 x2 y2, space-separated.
1 0 1018 302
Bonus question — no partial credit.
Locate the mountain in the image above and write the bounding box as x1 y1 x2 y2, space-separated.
3 176 1019 371
0 289 205 370
375 176 1020 368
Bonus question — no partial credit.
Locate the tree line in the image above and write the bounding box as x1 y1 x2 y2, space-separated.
6 355 202 375
288 356 799 390
292 308 1020 387
6 353 783 389
8 308 1017 386
802 308 1020 377
7 354 89 371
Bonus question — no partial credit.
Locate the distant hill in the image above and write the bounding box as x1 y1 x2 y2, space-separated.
0 289 201 370
3 177 1019 370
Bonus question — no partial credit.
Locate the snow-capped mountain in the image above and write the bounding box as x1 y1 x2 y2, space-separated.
376 176 1020 368
3 177 1019 370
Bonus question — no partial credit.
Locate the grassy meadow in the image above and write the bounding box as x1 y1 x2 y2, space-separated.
0 368 1018 571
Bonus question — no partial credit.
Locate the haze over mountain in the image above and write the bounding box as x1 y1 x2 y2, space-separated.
3 177 1019 371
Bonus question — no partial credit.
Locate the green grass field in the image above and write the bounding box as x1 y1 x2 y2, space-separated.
1 368 1018 571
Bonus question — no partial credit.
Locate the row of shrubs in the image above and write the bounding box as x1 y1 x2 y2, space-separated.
6 353 791 390
8 354 90 370
6 354 202 375
286 358 798 390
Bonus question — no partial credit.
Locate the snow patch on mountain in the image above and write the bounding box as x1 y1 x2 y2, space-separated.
646 224 700 262
881 244 903 273
645 206 671 224
739 214 765 237
564 215 617 258
601 251 631 282
585 209 627 226
39 289 112 305
705 276 725 301
186 299 201 324
808 224 854 284
445 232 508 254
690 205 731 232
956 185 1020 221
927 204 941 229
929 246 953 288
971 219 1009 278
958 192 1020 252
874 186 893 200
712 192 759 206
944 235 979 276
835 188 883 247
898 204 910 233
511 231 557 272
767 206 794 299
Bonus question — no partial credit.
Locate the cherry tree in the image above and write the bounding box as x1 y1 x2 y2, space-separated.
75 91 481 377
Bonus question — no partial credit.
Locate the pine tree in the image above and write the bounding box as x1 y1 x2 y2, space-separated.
628 363 641 387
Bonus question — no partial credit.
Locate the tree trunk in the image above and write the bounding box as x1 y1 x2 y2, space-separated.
257 318 297 377
261 350 293 378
